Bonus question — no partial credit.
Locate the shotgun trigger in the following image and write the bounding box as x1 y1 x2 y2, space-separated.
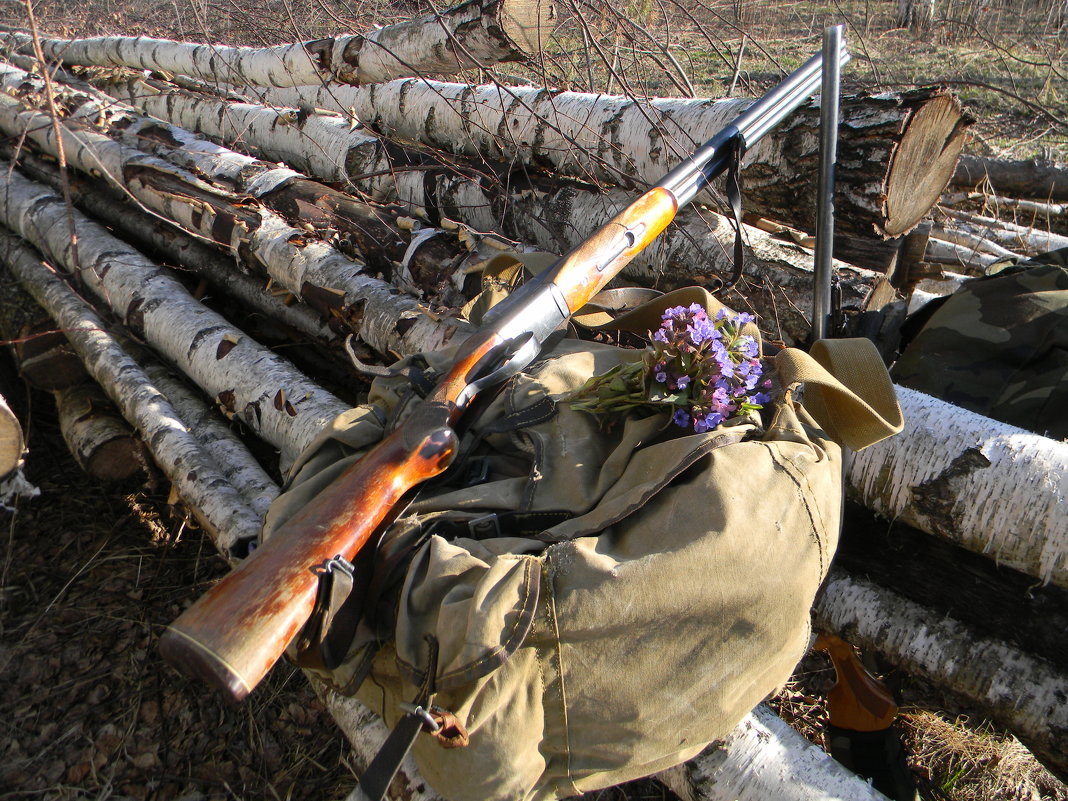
454 332 539 411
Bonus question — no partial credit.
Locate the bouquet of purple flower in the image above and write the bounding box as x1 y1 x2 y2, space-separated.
569 303 772 432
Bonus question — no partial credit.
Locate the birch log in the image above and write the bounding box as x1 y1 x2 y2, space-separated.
139 360 279 520
848 385 1068 588
0 391 23 480
816 568 1068 781
0 81 468 358
952 154 1068 201
837 503 1068 671
657 705 890 801
0 231 262 550
54 382 143 481
96 74 391 187
0 0 551 86
256 79 970 238
0 163 350 469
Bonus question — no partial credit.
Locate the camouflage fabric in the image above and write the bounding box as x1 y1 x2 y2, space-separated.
893 248 1068 440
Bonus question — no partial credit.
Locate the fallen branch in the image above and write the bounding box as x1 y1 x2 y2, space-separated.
940 206 1068 252
952 154 1068 201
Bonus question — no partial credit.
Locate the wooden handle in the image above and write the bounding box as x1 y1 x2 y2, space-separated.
815 632 898 732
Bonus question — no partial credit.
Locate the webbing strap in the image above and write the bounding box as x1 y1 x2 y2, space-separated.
774 339 903 451
721 136 747 292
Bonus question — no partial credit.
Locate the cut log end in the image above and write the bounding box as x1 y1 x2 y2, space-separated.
0 392 24 480
884 94 971 238
498 0 555 57
55 384 143 481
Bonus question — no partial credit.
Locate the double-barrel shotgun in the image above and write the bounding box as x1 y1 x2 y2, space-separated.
160 44 851 701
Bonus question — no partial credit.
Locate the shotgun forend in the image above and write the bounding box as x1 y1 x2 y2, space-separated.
158 42 850 701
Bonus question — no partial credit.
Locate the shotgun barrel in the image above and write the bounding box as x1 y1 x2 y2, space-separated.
159 43 851 701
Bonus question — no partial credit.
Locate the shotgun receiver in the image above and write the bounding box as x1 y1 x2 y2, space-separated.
159 45 850 701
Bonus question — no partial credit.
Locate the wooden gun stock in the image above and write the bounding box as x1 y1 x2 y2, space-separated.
160 48 845 700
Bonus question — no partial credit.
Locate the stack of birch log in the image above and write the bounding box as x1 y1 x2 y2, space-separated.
0 1 1065 798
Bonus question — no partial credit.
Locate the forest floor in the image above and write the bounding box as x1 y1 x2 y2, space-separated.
1 1 1067 800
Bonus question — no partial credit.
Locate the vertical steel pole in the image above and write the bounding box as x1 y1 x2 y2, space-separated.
812 24 844 343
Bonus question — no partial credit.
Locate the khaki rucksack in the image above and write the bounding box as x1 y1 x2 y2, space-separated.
263 286 902 801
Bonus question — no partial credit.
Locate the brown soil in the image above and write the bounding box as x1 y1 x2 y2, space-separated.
0 367 357 801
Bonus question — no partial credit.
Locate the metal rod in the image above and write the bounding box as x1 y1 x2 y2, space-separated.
812 24 844 343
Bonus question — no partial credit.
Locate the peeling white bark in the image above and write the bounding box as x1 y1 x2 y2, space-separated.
140 360 279 519
0 231 262 550
0 163 349 469
99 76 387 188
658 705 889 801
848 385 1068 588
816 568 1068 777
1 0 549 86
0 71 466 357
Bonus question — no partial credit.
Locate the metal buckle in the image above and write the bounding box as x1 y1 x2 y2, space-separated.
311 554 354 577
399 703 441 733
467 513 501 540
460 456 491 488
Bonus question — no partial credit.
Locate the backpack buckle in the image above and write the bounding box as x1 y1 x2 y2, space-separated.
467 513 501 539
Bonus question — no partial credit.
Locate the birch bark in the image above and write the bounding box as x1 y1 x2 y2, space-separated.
0 77 469 357
0 391 24 480
1 0 550 86
658 704 890 801
140 360 279 519
77 71 881 345
54 382 143 481
0 163 350 470
816 568 1068 780
848 385 1068 588
256 79 969 238
0 230 263 550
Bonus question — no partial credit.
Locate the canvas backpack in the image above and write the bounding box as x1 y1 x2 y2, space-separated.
261 281 902 801
893 247 1068 440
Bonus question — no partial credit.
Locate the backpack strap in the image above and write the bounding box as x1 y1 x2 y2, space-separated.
774 338 903 451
